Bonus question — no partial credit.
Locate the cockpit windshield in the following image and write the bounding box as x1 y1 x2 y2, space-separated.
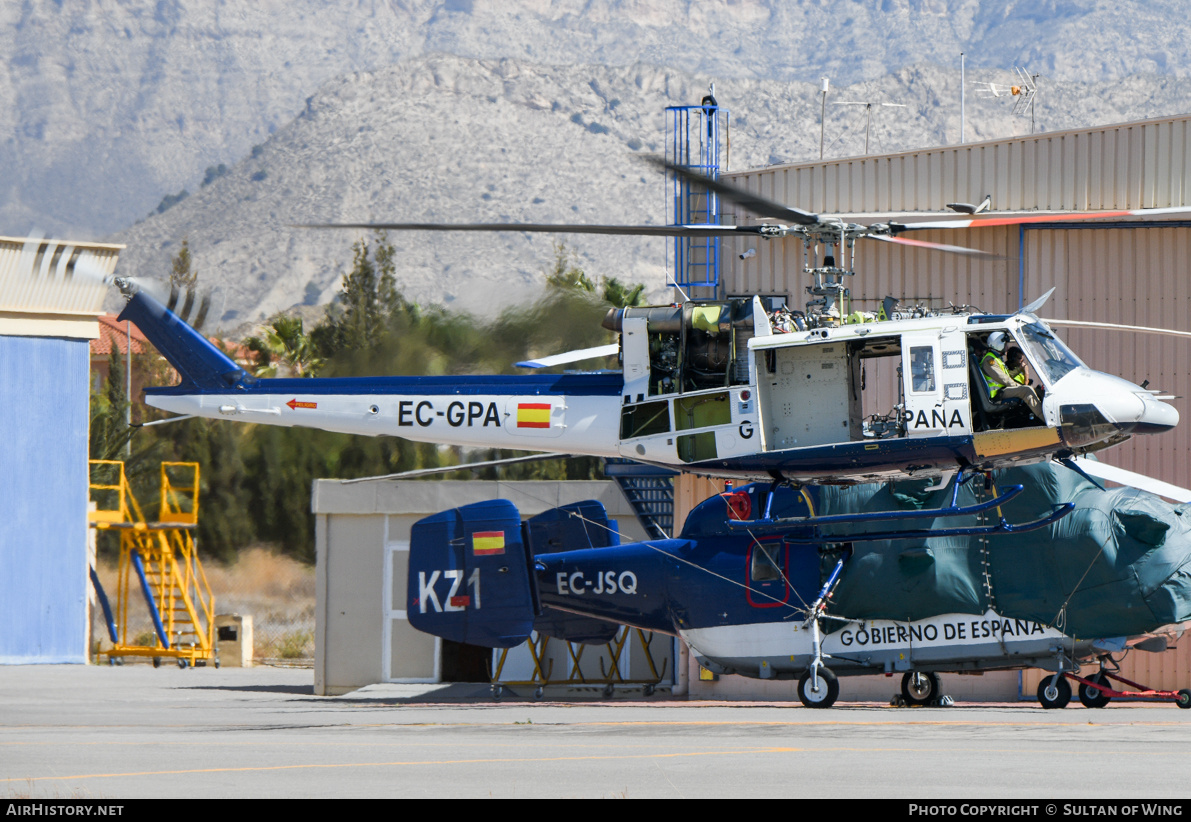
1016 320 1085 385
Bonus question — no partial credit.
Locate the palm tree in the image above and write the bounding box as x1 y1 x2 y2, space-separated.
244 316 323 378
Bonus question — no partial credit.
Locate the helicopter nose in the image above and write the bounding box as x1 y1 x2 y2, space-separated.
1052 371 1178 446
1134 393 1180 433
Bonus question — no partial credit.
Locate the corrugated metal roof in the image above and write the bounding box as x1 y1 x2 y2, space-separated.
0 235 123 316
725 112 1191 215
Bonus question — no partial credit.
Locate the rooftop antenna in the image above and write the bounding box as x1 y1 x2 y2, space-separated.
977 66 1039 134
832 99 908 155
819 77 829 159
961 52 966 144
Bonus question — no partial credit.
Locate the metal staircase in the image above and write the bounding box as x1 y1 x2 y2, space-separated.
604 459 677 540
89 461 216 667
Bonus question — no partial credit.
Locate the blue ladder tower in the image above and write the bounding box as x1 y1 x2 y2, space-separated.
665 90 730 295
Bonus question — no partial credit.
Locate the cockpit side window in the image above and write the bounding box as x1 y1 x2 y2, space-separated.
1016 321 1084 386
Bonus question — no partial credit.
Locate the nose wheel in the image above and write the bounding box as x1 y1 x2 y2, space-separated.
798 667 839 708
901 671 941 705
1037 675 1072 709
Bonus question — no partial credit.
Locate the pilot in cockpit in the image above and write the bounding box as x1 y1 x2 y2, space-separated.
981 332 1044 420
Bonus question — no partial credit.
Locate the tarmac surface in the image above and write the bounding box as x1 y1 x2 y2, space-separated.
3 665 1191 799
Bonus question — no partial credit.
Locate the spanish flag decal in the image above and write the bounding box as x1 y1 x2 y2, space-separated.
472 530 506 556
516 402 552 429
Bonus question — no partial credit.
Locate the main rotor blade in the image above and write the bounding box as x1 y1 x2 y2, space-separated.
650 158 822 226
895 205 1191 232
298 221 774 237
1042 317 1191 340
1071 457 1191 503
516 343 619 369
863 233 994 257
339 452 574 483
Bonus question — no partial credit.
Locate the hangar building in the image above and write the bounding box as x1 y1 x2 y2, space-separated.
0 236 121 663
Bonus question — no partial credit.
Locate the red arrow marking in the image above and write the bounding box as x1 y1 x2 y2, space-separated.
286 399 318 410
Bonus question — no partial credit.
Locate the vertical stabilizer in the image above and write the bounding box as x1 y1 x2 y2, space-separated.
407 500 537 648
116 286 245 390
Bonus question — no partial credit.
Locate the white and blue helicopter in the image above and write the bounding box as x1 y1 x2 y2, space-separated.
118 161 1180 493
109 161 1191 708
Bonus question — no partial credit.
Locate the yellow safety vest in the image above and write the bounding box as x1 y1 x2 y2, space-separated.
982 352 1008 398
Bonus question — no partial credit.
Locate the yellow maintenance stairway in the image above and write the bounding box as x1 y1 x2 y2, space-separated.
89 461 217 667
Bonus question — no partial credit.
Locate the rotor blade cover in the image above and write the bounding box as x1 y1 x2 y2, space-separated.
818 462 1191 638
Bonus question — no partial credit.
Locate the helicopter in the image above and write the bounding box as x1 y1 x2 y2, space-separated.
405 459 1191 709
113 158 1182 498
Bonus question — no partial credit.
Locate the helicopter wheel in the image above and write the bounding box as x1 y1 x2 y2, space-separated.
901 671 940 706
798 667 839 709
1078 673 1112 709
1037 675 1072 709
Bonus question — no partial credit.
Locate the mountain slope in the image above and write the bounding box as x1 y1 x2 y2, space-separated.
6 0 1191 237
109 55 1191 328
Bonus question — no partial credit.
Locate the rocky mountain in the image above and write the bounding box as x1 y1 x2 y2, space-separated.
107 54 1191 327
6 1 1191 325
6 0 1191 238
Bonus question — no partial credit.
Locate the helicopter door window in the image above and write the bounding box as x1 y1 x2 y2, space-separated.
909 346 936 393
746 538 788 608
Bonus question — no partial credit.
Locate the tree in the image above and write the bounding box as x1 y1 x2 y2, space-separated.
544 241 596 293
170 238 198 291
88 330 144 484
244 315 323 377
314 234 403 356
601 276 646 308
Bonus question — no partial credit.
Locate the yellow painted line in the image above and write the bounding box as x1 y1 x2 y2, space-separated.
0 748 804 783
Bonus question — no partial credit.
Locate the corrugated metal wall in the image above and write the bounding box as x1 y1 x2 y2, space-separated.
723 113 1191 219
0 336 90 663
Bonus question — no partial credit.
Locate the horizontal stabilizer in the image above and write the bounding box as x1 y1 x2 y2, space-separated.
526 501 618 554
526 501 621 644
1072 458 1191 503
407 500 537 648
